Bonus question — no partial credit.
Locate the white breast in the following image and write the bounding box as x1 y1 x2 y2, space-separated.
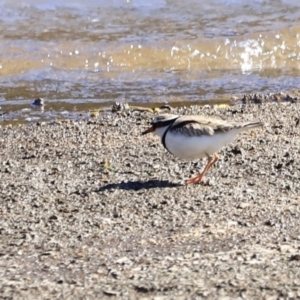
164 129 241 160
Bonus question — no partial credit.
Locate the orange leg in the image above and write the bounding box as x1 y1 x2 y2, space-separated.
186 153 220 185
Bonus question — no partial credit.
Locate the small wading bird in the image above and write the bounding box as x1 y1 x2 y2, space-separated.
142 113 264 184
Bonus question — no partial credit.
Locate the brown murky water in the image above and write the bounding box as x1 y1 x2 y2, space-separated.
1 0 300 122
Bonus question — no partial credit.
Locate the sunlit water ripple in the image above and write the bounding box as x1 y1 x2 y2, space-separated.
0 0 300 122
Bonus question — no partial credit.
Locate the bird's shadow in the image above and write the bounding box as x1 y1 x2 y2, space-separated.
96 179 182 192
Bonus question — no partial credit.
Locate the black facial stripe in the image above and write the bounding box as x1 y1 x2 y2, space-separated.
152 118 178 129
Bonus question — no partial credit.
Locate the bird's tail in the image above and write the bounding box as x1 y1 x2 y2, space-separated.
241 122 266 130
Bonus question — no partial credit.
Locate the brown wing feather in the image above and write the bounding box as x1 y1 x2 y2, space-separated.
169 119 236 137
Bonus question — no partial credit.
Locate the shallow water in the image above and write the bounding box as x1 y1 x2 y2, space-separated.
1 0 300 122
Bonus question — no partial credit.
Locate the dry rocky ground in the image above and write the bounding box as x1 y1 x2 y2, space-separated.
0 103 300 299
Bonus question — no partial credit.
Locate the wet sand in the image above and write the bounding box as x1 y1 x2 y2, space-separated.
1 103 300 299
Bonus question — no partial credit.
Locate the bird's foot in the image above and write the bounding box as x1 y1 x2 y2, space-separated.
186 174 205 185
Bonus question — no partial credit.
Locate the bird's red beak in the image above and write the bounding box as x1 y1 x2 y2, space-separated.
142 126 155 135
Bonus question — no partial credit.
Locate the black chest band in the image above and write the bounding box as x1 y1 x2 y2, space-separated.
161 118 179 154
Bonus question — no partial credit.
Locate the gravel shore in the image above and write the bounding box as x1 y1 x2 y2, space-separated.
1 103 300 299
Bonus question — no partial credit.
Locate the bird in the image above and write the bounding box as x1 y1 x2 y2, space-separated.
32 98 44 107
142 113 265 184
